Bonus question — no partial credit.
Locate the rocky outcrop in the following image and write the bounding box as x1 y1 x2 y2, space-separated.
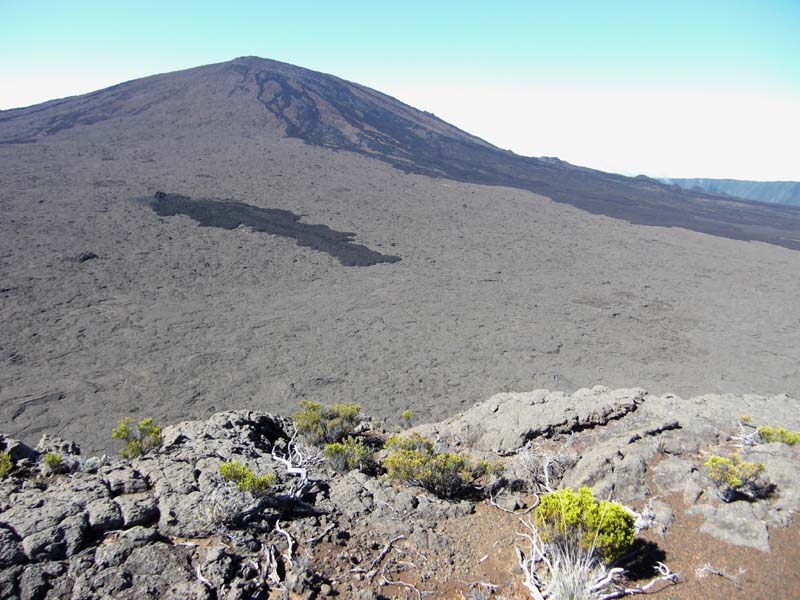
413 386 647 454
1 388 798 598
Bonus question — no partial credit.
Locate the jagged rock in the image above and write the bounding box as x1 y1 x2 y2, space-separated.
102 465 149 495
0 566 22 599
561 422 678 500
87 542 211 599
1 494 85 562
0 525 26 567
327 472 375 517
0 435 37 463
22 513 88 562
94 527 159 568
86 497 124 532
18 560 66 600
35 435 80 457
198 546 237 590
413 386 646 454
0 399 797 598
114 493 158 528
736 443 799 527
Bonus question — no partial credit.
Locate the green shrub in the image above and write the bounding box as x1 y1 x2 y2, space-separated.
758 426 800 446
44 452 63 474
383 433 488 499
705 454 769 501
219 461 274 495
0 453 12 479
293 400 361 445
112 417 163 459
401 409 413 428
324 436 371 472
533 487 635 564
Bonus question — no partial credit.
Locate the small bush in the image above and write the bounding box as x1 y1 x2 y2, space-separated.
705 454 770 501
758 426 800 446
43 452 63 475
112 417 163 459
401 409 413 428
383 433 488 499
324 436 371 472
293 400 361 445
219 461 274 495
0 453 12 478
533 487 635 564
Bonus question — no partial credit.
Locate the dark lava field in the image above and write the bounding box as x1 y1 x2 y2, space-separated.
1 57 799 453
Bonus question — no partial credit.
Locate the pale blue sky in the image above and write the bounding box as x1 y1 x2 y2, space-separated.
2 1 798 179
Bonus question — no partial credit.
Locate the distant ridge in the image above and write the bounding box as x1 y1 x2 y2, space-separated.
663 178 800 207
2 56 800 249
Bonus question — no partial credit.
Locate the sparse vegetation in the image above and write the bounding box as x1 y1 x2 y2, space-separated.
517 487 676 599
324 436 371 472
112 417 163 459
0 452 12 478
383 433 489 499
293 400 361 445
401 409 413 428
757 425 800 446
43 452 63 474
705 453 770 501
533 487 635 564
219 460 274 495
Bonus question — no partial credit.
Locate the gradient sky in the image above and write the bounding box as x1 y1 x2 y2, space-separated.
2 0 798 180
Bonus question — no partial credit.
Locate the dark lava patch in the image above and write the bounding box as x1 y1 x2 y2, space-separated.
149 192 400 267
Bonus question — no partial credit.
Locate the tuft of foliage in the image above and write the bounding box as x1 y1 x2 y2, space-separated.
401 409 413 428
293 400 361 445
44 452 63 474
705 454 770 501
383 433 489 499
112 417 163 459
219 461 274 495
0 452 12 479
324 436 371 473
757 425 800 446
533 487 635 564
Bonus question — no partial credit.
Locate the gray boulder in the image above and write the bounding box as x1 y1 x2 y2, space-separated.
413 386 646 454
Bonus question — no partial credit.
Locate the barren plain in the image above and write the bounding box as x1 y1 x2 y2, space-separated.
1 58 799 455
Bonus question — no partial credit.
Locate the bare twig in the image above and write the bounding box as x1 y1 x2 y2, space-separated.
271 427 324 498
695 563 744 589
368 535 407 575
732 420 760 449
303 523 336 546
274 520 295 566
380 574 425 600
458 579 499 591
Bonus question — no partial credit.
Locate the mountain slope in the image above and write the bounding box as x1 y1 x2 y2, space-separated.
663 178 800 207
1 57 800 454
3 56 800 250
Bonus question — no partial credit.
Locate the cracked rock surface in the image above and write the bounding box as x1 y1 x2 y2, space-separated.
0 387 798 598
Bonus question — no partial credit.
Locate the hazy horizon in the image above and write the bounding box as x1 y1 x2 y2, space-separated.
2 1 798 181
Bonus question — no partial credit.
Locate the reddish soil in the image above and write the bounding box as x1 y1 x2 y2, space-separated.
307 493 799 599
